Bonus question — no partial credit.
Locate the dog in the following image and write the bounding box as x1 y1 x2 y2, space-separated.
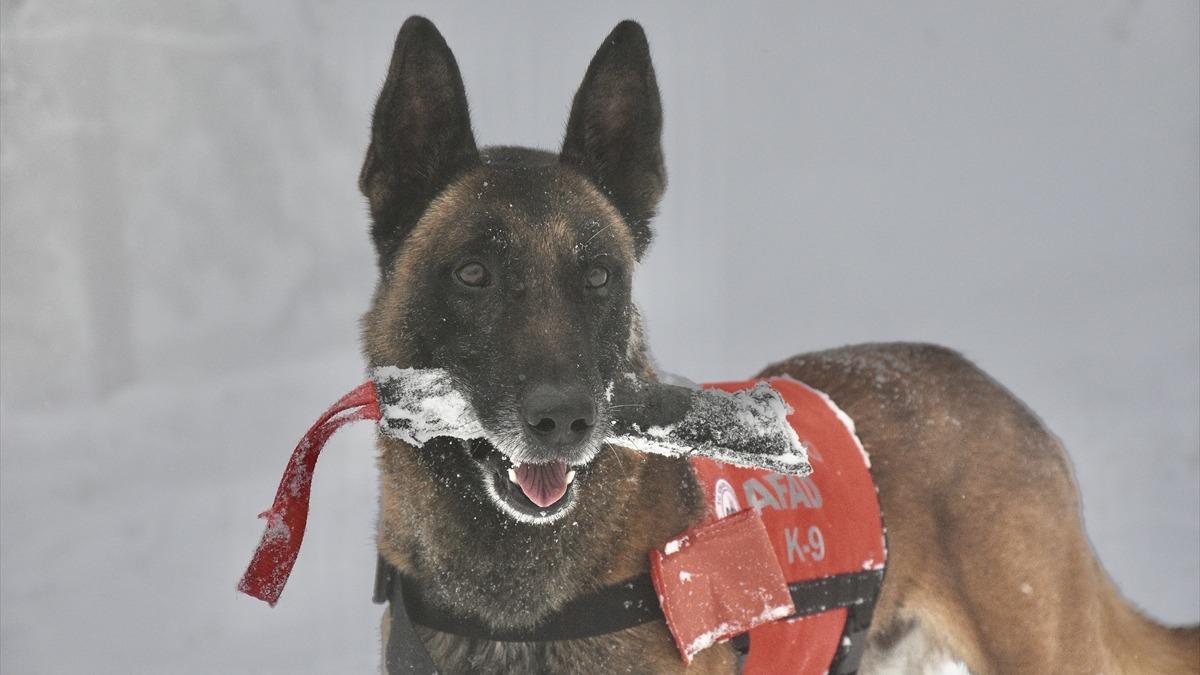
357 16 1199 674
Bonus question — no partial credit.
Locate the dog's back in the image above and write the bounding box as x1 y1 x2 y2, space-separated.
763 343 1200 673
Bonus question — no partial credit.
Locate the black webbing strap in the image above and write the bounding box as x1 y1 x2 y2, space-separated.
375 555 884 673
828 598 878 675
377 557 662 642
377 563 438 675
788 568 885 615
798 568 885 675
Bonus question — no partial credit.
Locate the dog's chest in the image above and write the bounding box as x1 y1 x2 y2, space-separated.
414 622 734 674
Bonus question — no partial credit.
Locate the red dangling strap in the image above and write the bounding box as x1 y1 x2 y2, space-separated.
238 381 380 605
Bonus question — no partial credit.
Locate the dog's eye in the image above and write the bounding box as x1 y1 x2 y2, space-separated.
455 262 489 287
585 265 609 289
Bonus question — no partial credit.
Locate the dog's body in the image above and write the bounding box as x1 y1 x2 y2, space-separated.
358 17 1199 674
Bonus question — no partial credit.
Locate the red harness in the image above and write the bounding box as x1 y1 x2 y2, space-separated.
239 377 886 673
653 377 886 672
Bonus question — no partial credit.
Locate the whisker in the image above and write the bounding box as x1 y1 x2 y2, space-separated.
607 443 627 475
583 223 614 247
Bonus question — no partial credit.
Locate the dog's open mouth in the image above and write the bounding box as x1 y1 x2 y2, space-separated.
465 439 586 524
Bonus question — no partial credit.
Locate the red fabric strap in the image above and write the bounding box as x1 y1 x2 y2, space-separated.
650 509 795 663
238 381 380 605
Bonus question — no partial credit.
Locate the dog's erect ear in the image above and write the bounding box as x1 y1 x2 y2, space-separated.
360 16 478 266
561 21 665 260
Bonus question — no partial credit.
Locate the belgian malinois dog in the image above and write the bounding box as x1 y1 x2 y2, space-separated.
358 16 1199 674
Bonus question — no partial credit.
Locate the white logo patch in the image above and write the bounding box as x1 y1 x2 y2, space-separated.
714 478 740 518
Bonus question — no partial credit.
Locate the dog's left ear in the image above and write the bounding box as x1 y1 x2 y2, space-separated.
561 21 665 260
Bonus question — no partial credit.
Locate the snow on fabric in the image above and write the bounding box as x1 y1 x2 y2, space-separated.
372 366 485 445
606 379 810 475
371 367 812 476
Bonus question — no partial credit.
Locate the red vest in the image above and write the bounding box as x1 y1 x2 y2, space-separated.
654 377 887 673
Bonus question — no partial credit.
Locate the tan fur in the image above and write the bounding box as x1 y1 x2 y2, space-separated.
759 343 1200 674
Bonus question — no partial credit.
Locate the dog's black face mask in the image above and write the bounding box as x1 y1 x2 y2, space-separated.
388 158 640 521
359 18 664 523
405 162 634 459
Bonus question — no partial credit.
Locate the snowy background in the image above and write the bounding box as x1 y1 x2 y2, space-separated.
1 1 1196 672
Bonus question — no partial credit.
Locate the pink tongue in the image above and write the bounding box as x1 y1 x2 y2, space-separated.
514 461 569 508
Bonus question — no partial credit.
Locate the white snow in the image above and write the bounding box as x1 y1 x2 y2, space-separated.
783 375 873 469
645 423 676 439
930 661 972 675
607 382 811 474
683 602 793 659
683 621 733 659
663 536 687 556
1 350 383 673
372 368 811 476
260 513 292 545
373 366 486 445
0 2 1196 673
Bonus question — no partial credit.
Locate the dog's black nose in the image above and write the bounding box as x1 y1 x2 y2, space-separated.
522 384 596 447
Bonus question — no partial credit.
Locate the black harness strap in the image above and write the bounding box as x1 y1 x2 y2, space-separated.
375 556 884 674
787 568 885 615
378 566 439 675
395 568 662 642
828 596 879 675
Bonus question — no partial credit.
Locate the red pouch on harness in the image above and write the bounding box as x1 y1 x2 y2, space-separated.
650 509 795 664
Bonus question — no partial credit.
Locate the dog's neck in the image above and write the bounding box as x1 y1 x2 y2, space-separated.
373 323 680 628
368 331 744 673
370 335 712 669
376 436 703 631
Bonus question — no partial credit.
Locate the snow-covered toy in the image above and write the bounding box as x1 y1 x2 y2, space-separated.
238 370 885 674
371 366 812 474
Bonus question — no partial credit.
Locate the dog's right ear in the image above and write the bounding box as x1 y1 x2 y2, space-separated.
360 16 478 267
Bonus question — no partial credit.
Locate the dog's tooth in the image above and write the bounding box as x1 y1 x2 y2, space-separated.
511 461 522 469
566 470 576 484
507 468 519 484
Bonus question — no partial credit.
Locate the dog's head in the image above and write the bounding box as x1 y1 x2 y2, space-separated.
361 18 665 525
